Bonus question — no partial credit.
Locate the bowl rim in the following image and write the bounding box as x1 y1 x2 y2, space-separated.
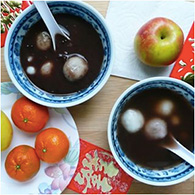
108 76 194 186
4 1 114 108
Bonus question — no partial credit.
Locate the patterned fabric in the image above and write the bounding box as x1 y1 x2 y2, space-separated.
1 1 32 47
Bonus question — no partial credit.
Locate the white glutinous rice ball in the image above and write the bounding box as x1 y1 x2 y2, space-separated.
145 118 167 140
36 31 51 50
41 61 53 75
63 56 89 82
121 109 144 133
26 66 36 75
27 56 33 62
156 99 174 116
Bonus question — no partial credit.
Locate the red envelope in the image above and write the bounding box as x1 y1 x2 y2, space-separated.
67 139 133 194
170 22 194 86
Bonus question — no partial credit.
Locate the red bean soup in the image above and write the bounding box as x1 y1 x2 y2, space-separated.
117 88 194 169
20 14 104 94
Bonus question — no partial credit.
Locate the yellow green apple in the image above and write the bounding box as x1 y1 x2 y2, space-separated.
134 17 184 67
1 111 13 151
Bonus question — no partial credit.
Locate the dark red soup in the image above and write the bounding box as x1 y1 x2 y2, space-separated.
20 14 104 94
117 88 194 169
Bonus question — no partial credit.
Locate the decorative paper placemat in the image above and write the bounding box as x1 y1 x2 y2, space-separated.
106 1 194 81
67 139 133 194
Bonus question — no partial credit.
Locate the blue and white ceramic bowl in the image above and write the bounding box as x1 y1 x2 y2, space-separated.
108 77 194 186
4 1 113 107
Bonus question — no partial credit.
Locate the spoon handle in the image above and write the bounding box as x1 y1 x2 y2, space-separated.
33 1 69 50
167 137 194 167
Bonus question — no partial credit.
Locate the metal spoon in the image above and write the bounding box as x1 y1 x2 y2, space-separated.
33 1 70 51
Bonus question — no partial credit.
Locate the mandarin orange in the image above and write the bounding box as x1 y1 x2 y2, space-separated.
11 96 49 133
35 128 69 163
5 145 40 182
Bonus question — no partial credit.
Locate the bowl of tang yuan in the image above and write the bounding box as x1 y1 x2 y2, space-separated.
4 1 113 107
108 77 194 186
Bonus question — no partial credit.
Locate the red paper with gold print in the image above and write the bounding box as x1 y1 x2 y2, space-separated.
1 1 32 47
67 139 133 194
170 22 194 86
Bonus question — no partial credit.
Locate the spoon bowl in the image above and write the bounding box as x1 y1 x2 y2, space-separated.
143 117 194 167
122 114 194 167
161 134 194 167
34 1 70 50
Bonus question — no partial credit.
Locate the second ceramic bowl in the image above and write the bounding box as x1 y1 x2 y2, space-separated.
108 77 194 186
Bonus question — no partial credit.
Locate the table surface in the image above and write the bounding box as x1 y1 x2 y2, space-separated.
1 1 194 194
